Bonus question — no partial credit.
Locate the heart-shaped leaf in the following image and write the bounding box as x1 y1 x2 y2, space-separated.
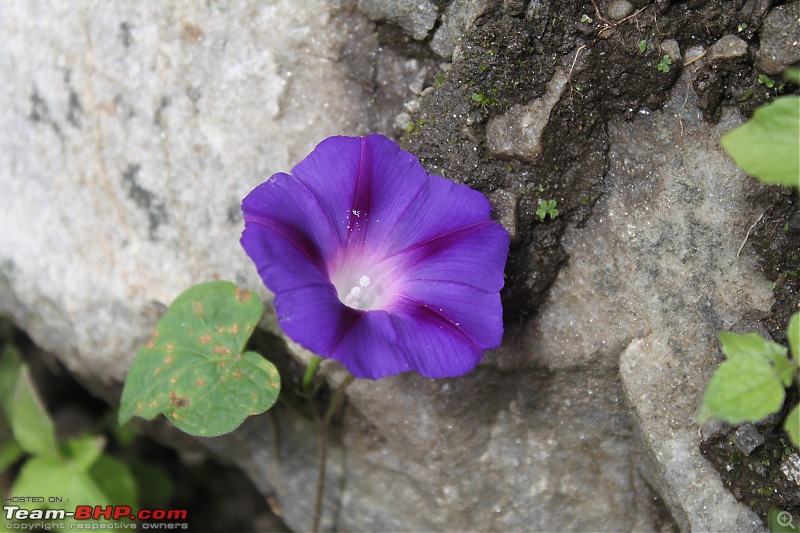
119 281 280 437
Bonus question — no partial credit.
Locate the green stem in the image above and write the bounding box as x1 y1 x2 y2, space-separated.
302 355 323 397
311 374 356 533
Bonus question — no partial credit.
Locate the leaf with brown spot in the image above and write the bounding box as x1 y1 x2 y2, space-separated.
119 281 280 437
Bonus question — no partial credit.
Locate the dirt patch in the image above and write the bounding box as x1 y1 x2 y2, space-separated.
393 0 781 321
377 0 800 525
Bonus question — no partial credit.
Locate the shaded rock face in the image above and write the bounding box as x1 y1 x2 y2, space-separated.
1 1 791 532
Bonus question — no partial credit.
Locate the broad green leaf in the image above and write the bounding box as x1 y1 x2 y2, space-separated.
785 68 800 85
697 355 785 424
719 331 793 387
11 455 109 515
61 434 104 472
786 403 799 450
788 312 799 363
89 454 138 507
10 366 59 458
119 281 280 437
721 96 800 187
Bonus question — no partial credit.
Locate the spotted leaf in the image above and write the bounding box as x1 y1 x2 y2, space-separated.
119 281 280 436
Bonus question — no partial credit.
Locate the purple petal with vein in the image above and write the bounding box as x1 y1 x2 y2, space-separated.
241 134 509 379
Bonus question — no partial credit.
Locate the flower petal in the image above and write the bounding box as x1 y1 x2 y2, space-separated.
329 311 410 379
387 220 509 293
391 301 485 378
330 306 484 380
396 280 503 350
289 136 366 246
273 283 361 359
240 222 330 295
242 171 343 274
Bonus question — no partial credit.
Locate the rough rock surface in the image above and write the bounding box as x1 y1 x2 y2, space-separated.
358 0 437 41
755 1 800 74
429 0 492 59
0 0 376 385
0 1 784 532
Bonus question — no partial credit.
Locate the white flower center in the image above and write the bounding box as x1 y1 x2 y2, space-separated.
343 275 372 309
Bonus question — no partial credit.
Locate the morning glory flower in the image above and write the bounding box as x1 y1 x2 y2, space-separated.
241 134 509 380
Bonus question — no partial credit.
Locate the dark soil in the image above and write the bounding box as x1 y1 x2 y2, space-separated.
379 0 800 527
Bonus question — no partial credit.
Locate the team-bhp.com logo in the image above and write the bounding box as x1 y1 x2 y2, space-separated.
4 504 188 530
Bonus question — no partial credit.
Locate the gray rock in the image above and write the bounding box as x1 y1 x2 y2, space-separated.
706 34 748 63
0 1 779 532
358 0 438 41
607 0 634 20
430 0 492 59
734 424 765 455
0 0 379 387
533 67 771 531
660 38 682 63
756 1 800 74
485 69 568 162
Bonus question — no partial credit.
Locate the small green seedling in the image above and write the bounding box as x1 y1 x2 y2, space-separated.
119 281 280 437
471 92 493 108
580 14 593 24
536 199 559 221
758 74 775 88
657 55 673 73
434 71 446 88
639 40 647 53
737 22 748 33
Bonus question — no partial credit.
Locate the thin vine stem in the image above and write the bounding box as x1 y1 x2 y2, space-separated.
311 373 356 533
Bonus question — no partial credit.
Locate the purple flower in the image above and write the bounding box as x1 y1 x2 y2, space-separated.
241 134 509 380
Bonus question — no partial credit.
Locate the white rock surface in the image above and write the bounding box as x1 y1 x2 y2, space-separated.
0 0 376 384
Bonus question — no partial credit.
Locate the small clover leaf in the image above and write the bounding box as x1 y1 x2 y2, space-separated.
536 199 559 221
119 281 280 437
657 55 673 73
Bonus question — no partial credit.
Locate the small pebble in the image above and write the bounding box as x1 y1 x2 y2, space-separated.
607 0 634 20
706 35 748 63
781 453 800 487
733 424 764 455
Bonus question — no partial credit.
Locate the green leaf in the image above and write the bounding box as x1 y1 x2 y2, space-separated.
697 355 785 424
0 441 23 474
89 454 138 507
119 281 280 437
9 365 59 458
61 434 104 472
639 40 647 53
719 331 793 386
721 96 800 187
769 507 800 533
12 454 109 509
786 68 800 85
788 312 799 362
786 403 799 450
0 345 23 411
